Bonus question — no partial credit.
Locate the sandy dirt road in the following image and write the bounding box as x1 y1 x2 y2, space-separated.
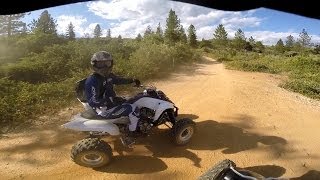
1 57 320 180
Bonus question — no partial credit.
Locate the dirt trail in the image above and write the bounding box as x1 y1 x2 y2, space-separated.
1 57 320 180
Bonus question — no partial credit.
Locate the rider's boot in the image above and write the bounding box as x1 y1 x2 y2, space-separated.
120 132 136 148
121 113 140 147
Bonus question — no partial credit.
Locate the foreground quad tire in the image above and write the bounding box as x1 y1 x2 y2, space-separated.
71 138 112 168
198 159 265 180
198 159 236 180
171 118 196 145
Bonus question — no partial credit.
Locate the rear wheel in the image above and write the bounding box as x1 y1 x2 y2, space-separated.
71 138 112 168
171 118 195 145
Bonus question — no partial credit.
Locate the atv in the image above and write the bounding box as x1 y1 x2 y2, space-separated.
62 85 196 168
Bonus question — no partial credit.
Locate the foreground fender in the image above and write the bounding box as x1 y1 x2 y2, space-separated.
61 114 120 136
154 102 175 121
133 97 175 121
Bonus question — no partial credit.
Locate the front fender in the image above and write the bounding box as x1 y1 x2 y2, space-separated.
61 114 120 136
154 102 175 121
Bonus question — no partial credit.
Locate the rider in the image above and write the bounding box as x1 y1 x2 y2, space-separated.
84 51 140 146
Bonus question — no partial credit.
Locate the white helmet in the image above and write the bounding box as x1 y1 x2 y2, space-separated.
90 51 113 76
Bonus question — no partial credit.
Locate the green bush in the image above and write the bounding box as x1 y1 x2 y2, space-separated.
207 50 320 99
127 42 199 79
281 79 320 99
0 78 75 127
15 33 66 54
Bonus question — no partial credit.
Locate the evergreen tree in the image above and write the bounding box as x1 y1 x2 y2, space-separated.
66 22 75 40
179 25 187 43
117 35 123 43
234 28 246 40
144 25 153 37
285 35 295 48
156 22 163 38
136 33 142 42
233 28 246 50
21 23 28 35
275 38 285 53
0 13 28 36
248 36 255 45
106 28 111 38
188 24 197 47
93 24 102 38
164 9 181 45
213 24 228 46
298 29 311 47
30 10 57 34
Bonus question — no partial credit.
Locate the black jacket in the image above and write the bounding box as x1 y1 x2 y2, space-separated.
85 73 134 108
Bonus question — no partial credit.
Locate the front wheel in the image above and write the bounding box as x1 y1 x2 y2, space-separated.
71 138 112 168
171 118 196 145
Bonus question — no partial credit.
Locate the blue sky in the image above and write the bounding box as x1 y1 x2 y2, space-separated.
22 0 320 45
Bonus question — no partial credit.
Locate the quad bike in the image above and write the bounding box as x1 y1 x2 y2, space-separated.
61 85 196 168
198 159 283 180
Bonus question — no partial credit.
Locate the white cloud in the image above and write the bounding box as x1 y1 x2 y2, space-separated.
83 0 320 45
197 26 215 40
86 0 262 39
245 31 320 45
83 23 100 37
221 17 261 28
57 16 105 37
56 15 87 36
87 0 142 20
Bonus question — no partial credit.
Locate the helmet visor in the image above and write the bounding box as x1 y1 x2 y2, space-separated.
93 60 112 69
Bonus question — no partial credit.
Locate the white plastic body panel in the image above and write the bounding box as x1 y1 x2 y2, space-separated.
61 114 122 135
132 97 174 121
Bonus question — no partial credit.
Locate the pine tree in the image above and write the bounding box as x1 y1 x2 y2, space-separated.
156 22 163 38
117 35 123 43
93 24 102 38
298 29 311 47
233 28 246 50
164 9 181 45
66 22 75 40
179 25 187 43
285 35 295 48
213 24 228 46
188 24 197 47
30 10 57 34
144 25 153 37
106 28 111 38
234 29 246 41
248 36 255 45
255 41 265 53
0 13 28 36
136 33 142 42
21 23 28 35
275 38 285 53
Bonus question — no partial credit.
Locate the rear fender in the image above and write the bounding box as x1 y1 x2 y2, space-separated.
61 114 120 136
